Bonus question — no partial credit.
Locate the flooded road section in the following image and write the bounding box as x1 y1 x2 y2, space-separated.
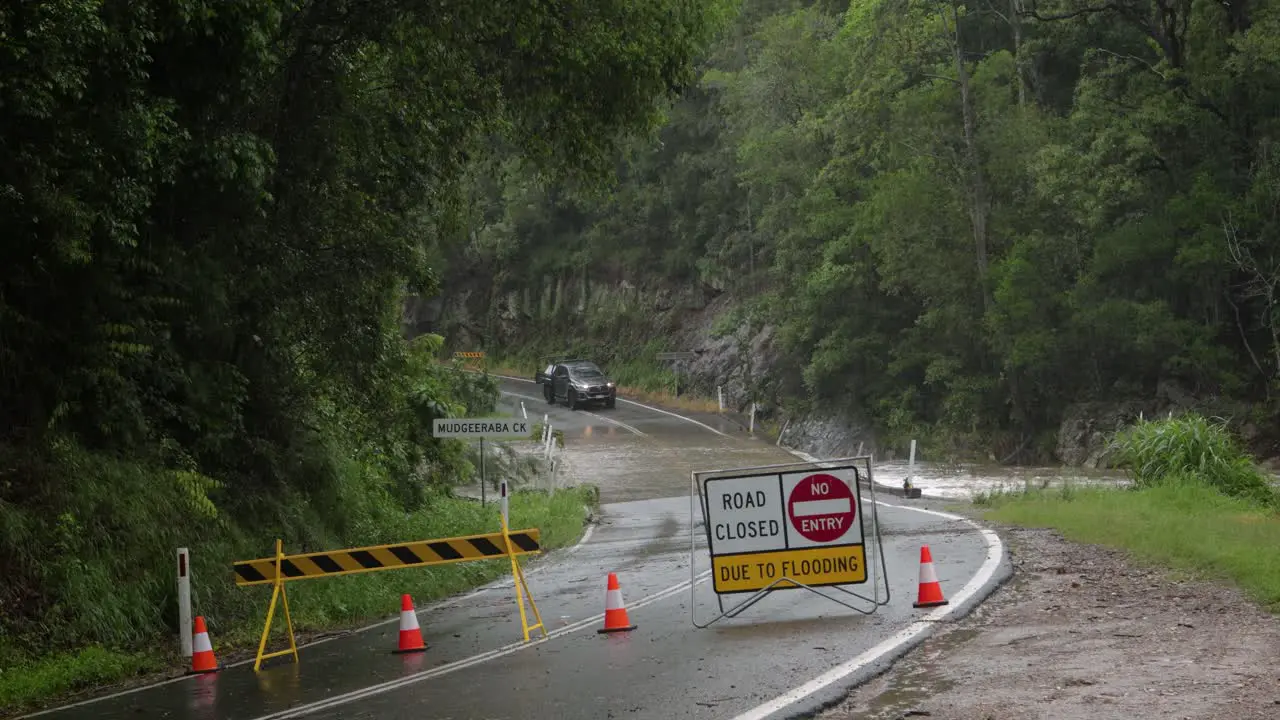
871 460 1129 499
495 380 799 504
497 377 1128 502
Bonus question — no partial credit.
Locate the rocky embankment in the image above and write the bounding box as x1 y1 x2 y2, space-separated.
412 280 1280 469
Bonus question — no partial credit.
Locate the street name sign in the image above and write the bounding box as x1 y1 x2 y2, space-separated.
432 418 531 438
703 465 866 594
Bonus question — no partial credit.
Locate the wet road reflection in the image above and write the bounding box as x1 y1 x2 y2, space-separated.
29 378 1002 720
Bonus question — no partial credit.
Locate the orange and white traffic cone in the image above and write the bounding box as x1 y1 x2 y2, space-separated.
189 616 219 674
392 594 427 654
912 545 950 608
597 572 638 634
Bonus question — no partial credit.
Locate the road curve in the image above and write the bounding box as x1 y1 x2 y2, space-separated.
21 382 1007 720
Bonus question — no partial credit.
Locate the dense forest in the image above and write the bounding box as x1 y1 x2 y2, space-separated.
445 0 1280 458
0 0 721 707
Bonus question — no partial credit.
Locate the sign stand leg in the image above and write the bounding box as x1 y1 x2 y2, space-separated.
502 514 546 642
480 438 486 507
253 539 300 672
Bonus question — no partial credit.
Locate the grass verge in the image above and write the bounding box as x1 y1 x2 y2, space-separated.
0 486 596 716
976 479 1280 613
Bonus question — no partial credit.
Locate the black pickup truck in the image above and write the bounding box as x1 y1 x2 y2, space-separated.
535 358 617 410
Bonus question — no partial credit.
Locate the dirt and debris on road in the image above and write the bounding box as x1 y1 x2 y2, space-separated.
818 524 1280 720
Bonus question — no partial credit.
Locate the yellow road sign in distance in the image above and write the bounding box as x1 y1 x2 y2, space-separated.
712 544 867 593
453 351 485 359
702 463 867 594
232 529 541 586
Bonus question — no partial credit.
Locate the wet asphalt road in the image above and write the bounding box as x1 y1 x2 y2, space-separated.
27 378 1001 720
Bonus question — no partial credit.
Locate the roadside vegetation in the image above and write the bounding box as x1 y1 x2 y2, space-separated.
0 0 722 715
0 485 594 715
976 415 1280 612
440 0 1280 461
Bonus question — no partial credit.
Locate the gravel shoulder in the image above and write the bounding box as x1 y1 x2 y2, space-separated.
817 522 1280 720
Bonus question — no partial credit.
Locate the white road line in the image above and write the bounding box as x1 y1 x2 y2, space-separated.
727 449 1006 720
249 571 714 720
614 397 729 437
16 521 601 719
485 371 730 438
500 389 646 436
580 409 646 436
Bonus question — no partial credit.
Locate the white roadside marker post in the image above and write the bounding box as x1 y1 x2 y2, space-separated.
177 547 192 658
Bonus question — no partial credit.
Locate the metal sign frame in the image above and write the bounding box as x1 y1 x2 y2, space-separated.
689 456 891 628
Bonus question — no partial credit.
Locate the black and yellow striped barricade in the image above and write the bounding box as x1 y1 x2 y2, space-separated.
452 351 486 370
233 520 546 671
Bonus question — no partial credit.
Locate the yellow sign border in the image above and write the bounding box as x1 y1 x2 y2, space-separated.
711 543 868 594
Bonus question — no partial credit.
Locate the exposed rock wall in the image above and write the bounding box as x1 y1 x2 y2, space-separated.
1055 400 1159 468
417 279 1280 468
777 410 879 461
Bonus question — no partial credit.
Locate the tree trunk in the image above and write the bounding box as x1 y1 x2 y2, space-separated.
950 5 992 311
1011 0 1027 107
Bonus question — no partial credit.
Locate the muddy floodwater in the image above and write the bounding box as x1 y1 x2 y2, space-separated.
495 386 1129 503
870 459 1129 499
552 427 799 503
544 418 1128 503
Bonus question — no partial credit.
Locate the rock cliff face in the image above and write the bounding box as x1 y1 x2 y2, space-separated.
1053 382 1277 468
416 276 887 460
1055 401 1159 468
414 280 1279 468
777 409 879 461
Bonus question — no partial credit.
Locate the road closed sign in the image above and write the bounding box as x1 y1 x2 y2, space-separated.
703 465 866 594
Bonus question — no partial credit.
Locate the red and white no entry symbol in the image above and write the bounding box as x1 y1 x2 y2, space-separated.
787 473 856 543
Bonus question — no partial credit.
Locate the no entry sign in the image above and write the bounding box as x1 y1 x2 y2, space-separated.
702 464 867 594
787 473 856 543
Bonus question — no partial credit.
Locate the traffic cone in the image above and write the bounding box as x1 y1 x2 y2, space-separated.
912 545 950 608
392 594 427 654
597 572 638 633
189 616 218 674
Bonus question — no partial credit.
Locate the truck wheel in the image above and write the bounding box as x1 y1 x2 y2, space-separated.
605 397 616 409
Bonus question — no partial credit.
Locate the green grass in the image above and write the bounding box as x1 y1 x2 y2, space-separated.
0 648 163 713
978 478 1280 612
0 485 595 716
